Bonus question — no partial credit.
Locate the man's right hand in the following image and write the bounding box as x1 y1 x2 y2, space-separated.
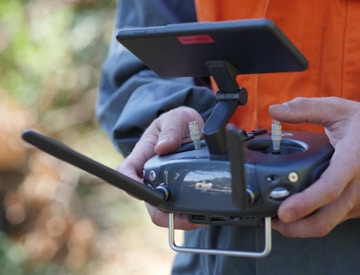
117 106 205 229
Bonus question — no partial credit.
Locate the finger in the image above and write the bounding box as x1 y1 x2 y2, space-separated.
121 107 203 177
272 208 338 238
273 179 355 238
277 147 356 223
269 97 349 126
155 107 204 154
119 108 187 176
119 132 159 178
146 204 202 230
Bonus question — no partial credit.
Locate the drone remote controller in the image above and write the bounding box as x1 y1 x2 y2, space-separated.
143 124 333 226
21 124 333 258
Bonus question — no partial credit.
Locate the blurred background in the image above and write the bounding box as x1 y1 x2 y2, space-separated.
0 0 175 274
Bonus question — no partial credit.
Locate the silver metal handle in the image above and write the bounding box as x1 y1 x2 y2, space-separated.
168 213 272 258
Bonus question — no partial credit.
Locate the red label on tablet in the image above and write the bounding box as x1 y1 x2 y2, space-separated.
177 34 214 45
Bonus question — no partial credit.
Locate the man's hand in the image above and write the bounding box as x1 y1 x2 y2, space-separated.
118 106 204 229
269 97 360 237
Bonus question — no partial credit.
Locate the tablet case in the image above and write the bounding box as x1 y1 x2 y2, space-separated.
116 19 308 77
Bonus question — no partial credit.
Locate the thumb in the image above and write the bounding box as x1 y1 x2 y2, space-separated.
269 97 332 126
154 107 204 155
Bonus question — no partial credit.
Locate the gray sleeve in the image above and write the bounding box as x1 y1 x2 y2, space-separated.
96 0 216 156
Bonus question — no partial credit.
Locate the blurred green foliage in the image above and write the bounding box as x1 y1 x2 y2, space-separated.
0 0 114 116
0 1 174 274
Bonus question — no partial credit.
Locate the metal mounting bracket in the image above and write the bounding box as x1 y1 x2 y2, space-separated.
168 213 272 258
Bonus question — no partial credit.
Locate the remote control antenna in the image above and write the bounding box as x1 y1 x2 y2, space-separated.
271 120 282 154
189 121 201 150
21 130 167 206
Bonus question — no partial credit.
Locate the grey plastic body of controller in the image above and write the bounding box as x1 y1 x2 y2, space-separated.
143 130 333 226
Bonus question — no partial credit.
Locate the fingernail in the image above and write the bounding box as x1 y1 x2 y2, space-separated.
281 209 296 223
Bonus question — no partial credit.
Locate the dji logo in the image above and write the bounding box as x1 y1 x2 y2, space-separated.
195 181 213 192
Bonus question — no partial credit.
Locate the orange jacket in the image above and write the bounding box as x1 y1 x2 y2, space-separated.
195 0 360 132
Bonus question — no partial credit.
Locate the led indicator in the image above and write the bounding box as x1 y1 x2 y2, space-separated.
177 34 214 45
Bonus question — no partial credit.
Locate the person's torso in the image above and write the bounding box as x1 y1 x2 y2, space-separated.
195 0 360 132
